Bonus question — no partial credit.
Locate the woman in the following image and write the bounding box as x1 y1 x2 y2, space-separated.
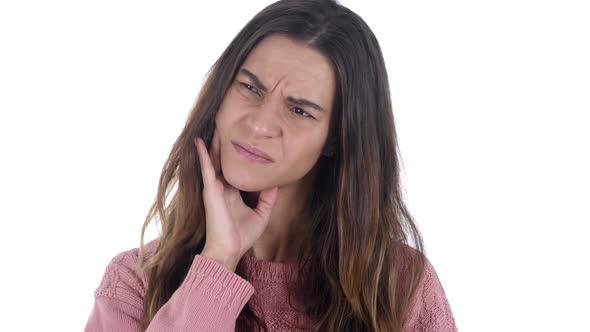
85 0 457 331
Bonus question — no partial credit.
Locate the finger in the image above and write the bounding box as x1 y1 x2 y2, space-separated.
254 186 279 219
210 128 221 177
194 137 216 187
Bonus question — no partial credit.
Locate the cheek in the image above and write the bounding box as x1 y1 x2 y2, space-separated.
215 94 233 126
215 93 250 127
215 103 239 136
284 135 325 170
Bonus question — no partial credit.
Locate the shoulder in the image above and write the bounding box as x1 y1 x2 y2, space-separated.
93 238 160 309
401 250 458 332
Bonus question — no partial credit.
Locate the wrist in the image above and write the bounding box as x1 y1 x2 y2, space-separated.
201 247 240 272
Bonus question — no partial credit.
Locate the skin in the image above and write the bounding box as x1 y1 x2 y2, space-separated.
195 34 336 270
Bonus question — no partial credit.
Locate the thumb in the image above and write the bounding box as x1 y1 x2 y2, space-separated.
253 186 279 220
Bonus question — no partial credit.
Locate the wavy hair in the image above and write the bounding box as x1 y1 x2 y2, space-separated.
137 0 426 331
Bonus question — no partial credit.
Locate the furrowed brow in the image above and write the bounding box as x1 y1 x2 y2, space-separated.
240 68 268 93
286 96 324 112
240 68 325 113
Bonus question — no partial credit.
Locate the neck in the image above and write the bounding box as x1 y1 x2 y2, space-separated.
242 168 316 263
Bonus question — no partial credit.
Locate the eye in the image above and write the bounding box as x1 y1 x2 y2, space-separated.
239 82 260 95
291 107 314 119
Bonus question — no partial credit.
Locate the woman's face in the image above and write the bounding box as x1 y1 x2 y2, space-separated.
215 34 336 192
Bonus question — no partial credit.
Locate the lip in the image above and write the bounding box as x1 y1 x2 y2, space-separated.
231 140 274 163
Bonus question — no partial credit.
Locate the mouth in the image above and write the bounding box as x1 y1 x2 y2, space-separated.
231 140 274 164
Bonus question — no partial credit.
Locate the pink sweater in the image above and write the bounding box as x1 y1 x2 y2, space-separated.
84 239 457 331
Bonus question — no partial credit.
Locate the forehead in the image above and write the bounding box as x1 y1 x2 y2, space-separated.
239 35 335 108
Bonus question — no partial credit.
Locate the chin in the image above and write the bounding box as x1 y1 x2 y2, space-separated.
222 162 273 192
225 175 265 192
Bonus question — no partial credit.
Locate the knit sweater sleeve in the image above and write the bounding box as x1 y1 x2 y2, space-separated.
402 258 458 332
84 249 255 332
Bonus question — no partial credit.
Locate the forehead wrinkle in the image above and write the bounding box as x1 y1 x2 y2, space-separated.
266 72 300 98
270 75 284 93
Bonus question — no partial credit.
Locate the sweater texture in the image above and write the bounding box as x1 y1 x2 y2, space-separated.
84 239 457 331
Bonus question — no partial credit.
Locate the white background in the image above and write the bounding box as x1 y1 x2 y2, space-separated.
1 0 588 331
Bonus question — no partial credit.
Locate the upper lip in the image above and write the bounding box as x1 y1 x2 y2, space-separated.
231 140 274 162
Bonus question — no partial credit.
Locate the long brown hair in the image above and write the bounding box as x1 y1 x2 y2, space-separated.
137 0 426 331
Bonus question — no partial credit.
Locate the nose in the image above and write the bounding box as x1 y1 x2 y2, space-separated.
245 97 282 138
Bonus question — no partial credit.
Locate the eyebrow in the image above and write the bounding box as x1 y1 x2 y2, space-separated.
239 68 325 113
